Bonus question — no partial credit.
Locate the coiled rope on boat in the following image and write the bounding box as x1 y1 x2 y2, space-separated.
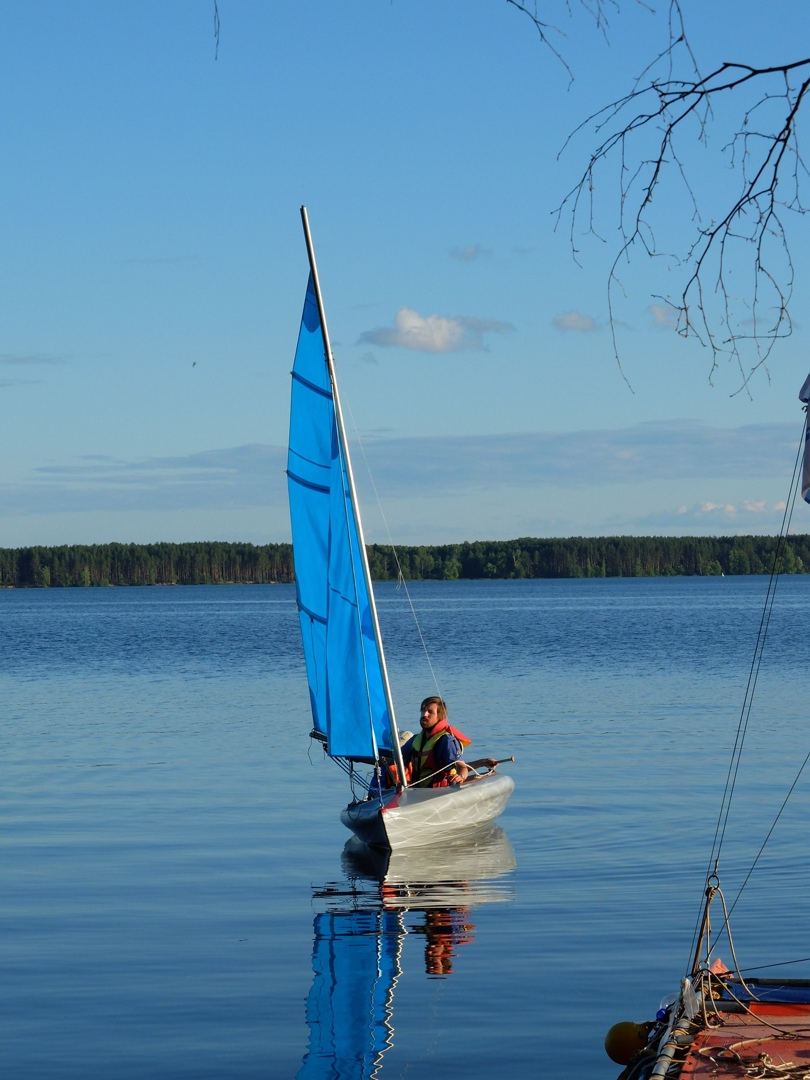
742 1059 810 1079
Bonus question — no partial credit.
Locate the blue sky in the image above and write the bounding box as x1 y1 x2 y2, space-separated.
2 0 809 547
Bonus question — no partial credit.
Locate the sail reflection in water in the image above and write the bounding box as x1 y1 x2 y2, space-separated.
298 826 516 1076
298 909 404 1079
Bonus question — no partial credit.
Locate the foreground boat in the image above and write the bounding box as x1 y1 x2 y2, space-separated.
607 379 810 1079
286 207 514 851
612 963 810 1079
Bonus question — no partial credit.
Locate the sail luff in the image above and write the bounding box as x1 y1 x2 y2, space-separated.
298 207 407 787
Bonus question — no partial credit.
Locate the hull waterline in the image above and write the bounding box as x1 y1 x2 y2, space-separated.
340 772 515 851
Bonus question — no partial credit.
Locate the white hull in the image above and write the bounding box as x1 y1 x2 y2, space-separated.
340 772 515 851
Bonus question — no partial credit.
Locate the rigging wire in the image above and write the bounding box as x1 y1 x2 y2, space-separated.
698 896 810 1040
687 410 809 972
727 745 810 920
344 400 445 702
739 956 810 973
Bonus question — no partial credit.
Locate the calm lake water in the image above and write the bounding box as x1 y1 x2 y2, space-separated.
2 578 809 1078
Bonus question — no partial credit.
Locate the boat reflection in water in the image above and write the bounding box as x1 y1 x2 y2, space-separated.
297 825 516 1077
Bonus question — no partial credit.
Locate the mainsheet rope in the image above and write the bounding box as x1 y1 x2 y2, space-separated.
407 758 492 788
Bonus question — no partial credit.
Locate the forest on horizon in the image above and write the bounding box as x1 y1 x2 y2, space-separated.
0 535 808 588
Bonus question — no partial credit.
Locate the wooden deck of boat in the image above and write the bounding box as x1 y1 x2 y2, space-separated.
681 1004 810 1077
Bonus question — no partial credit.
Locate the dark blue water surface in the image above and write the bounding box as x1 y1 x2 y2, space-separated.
2 578 808 1078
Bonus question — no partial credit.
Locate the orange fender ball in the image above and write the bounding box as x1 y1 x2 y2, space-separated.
604 1021 651 1065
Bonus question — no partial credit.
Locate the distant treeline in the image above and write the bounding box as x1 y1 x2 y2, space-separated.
0 542 294 589
1 535 809 588
368 535 810 580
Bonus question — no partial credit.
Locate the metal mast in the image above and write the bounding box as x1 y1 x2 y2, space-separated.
299 206 408 789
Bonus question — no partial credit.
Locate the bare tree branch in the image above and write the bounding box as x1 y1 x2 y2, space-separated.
561 56 809 390
551 2 810 390
506 0 648 82
512 1 809 392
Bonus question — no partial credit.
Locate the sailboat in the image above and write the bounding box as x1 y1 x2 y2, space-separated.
286 207 514 851
606 379 810 1079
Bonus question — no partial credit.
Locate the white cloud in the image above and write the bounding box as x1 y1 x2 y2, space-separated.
359 307 512 353
0 353 67 366
658 498 786 526
647 303 677 328
553 310 598 332
0 353 66 388
120 255 200 265
355 419 798 495
0 445 288 517
699 502 737 515
450 245 490 263
0 421 799 542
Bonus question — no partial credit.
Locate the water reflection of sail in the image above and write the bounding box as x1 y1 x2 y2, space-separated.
299 825 516 1074
297 909 404 1079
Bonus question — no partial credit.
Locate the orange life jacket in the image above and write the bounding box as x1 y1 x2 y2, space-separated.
409 719 471 788
382 761 408 788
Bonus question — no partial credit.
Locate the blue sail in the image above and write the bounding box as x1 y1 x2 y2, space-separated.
297 911 403 1079
287 273 394 760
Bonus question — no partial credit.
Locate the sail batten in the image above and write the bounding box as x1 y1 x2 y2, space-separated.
287 470 331 496
291 370 333 399
288 221 404 774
